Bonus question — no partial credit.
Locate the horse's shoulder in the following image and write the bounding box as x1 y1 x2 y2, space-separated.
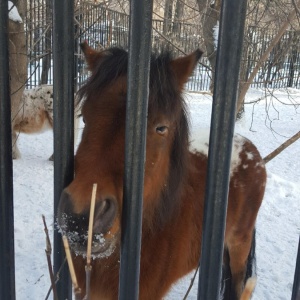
189 130 264 177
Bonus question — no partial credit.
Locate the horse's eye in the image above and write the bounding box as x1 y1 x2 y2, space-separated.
156 125 168 136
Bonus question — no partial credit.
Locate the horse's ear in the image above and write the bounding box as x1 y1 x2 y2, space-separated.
80 41 105 72
170 49 203 89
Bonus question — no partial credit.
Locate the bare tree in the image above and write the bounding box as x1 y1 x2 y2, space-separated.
163 0 174 37
9 0 28 159
237 1 300 114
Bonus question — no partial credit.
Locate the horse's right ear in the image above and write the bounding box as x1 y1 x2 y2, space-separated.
80 41 105 72
170 49 203 90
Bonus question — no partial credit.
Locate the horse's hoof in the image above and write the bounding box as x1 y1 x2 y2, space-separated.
48 154 54 161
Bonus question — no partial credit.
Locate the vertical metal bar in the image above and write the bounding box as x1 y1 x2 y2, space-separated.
52 1 74 299
291 236 300 300
0 1 15 299
198 0 248 299
118 0 153 299
74 15 80 91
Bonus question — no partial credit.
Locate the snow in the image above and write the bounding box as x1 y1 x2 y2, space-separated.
13 88 300 299
190 130 246 177
213 21 219 50
8 1 23 23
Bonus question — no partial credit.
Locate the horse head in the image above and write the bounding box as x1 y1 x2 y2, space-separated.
57 42 202 259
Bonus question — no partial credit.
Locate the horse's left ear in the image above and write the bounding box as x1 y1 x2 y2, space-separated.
170 49 203 89
80 41 106 72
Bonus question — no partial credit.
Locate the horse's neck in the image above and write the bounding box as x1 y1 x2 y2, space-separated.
137 152 206 297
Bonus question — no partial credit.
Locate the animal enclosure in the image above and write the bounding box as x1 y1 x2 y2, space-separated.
1 1 300 300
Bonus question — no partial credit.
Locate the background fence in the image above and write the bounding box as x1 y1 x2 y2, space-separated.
25 1 300 91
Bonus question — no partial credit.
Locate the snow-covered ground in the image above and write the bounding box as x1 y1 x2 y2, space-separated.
13 88 300 299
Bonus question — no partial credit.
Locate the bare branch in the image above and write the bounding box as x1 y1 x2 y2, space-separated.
42 215 58 300
84 265 92 300
84 183 98 300
182 263 200 300
87 183 97 265
263 130 300 164
152 26 211 71
62 236 82 299
238 2 300 113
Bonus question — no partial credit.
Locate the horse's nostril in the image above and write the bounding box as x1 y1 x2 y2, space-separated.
58 190 89 239
93 197 117 235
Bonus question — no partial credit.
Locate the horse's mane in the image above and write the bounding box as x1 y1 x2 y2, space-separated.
78 48 190 229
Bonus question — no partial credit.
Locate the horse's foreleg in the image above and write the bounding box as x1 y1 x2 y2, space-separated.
240 277 256 300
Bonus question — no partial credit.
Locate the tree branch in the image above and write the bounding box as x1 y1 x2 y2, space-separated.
263 130 300 164
237 2 300 113
42 215 58 300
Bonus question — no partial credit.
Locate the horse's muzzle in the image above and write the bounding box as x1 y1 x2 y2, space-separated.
57 189 118 257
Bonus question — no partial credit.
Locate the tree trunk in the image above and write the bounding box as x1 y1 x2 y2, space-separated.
173 0 184 37
9 0 28 158
9 4 27 122
163 0 174 38
197 0 221 93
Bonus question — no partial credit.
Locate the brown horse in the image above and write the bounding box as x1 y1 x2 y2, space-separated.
57 42 267 300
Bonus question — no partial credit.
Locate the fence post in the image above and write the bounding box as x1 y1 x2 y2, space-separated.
291 236 300 300
0 1 15 299
52 1 75 299
197 0 248 299
118 0 153 299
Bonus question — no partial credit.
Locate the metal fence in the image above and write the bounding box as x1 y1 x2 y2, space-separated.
0 1 15 299
2 1 300 300
25 1 300 92
245 26 300 89
25 1 211 91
